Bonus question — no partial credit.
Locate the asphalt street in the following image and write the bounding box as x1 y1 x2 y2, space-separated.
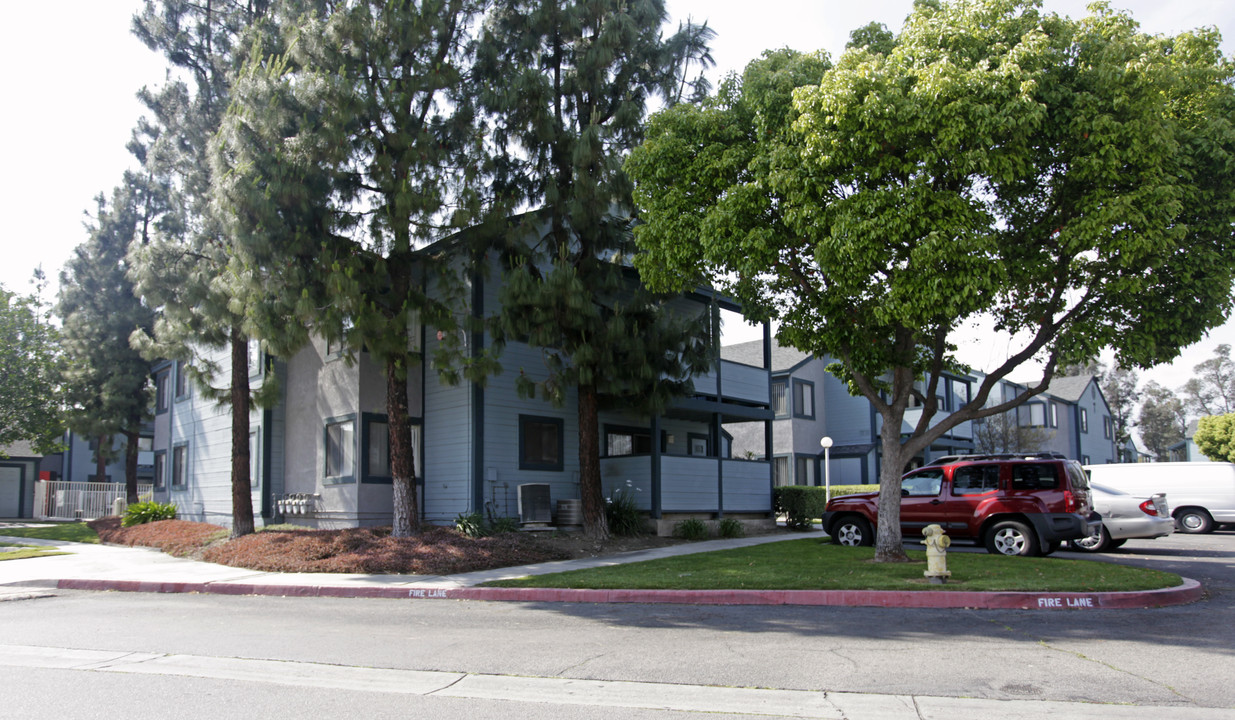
1 529 1233 718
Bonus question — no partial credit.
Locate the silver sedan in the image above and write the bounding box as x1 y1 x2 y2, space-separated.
1068 481 1174 552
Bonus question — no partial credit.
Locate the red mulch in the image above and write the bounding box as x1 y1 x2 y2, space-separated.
88 517 227 558
87 518 574 575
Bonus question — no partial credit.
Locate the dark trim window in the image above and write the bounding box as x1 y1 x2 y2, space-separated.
604 424 657 457
175 360 190 400
247 339 263 379
792 380 815 420
155 371 170 414
772 456 790 487
1103 416 1112 439
794 455 816 486
520 415 563 471
1080 408 1089 433
360 413 423 483
1021 402 1047 428
249 430 260 489
152 450 166 490
171 443 188 488
688 432 709 457
324 416 356 483
771 379 788 417
1049 402 1058 428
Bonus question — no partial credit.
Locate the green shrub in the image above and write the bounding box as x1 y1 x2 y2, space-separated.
772 486 828 530
606 485 645 536
122 501 178 528
717 517 745 539
455 511 487 538
829 484 880 498
488 516 521 534
673 517 710 541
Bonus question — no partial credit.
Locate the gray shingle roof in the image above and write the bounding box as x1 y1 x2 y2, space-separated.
720 339 813 372
1045 375 1095 402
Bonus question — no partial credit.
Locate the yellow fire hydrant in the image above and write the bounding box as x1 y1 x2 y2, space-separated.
923 524 951 584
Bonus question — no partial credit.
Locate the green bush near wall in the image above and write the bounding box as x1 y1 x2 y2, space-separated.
829 484 880 498
772 486 829 530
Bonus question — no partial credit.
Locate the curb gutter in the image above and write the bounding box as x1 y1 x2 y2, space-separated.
46 577 1204 609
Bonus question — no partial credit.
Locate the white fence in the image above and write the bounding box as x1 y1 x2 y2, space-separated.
33 481 154 521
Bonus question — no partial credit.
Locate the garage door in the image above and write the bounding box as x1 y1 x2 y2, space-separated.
0 466 22 518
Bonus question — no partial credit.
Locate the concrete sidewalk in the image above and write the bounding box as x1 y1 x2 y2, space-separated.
0 527 1203 609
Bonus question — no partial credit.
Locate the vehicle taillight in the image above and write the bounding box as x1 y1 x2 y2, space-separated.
1139 500 1160 517
1064 490 1077 513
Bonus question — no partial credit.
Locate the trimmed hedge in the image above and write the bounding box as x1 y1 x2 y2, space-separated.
829 484 880 498
773 486 829 530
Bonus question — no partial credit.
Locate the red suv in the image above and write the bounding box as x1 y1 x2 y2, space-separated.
822 453 1100 556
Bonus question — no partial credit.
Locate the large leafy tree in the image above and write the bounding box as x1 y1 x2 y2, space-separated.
59 183 158 502
628 0 1235 561
0 278 64 456
478 0 715 539
127 0 288 537
216 0 492 536
1194 412 1235 462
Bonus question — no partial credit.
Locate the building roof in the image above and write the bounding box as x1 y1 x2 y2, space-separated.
720 338 811 373
1045 375 1095 403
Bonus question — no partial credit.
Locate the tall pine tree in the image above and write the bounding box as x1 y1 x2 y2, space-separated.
127 0 298 537
216 0 494 536
478 0 715 539
58 181 157 503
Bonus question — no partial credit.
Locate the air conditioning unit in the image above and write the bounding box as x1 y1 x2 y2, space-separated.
517 483 553 525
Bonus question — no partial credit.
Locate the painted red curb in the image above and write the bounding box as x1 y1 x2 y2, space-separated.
53 577 1204 609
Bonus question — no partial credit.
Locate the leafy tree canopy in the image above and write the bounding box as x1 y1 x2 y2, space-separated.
1194 412 1235 462
0 278 64 456
628 0 1235 560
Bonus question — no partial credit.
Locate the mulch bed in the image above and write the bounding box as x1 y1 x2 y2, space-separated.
87 517 576 575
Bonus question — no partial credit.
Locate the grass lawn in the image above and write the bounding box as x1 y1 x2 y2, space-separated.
483 538 1182 593
0 543 72 561
0 522 99 544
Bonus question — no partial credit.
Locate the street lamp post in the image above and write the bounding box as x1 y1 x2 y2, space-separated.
820 436 833 503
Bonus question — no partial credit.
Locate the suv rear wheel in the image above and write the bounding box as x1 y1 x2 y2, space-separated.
831 515 874 547
985 520 1039 556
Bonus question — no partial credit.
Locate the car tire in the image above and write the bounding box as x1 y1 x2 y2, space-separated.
1107 538 1127 549
831 516 874 547
1069 525 1111 553
1175 508 1215 534
985 520 1039 556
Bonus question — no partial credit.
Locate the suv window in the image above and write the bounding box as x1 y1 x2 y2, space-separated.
1010 463 1059 490
902 469 943 497
952 465 1000 495
1065 462 1089 490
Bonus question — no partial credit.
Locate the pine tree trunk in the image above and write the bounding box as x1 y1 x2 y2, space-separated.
578 383 609 540
95 436 107 486
229 330 256 538
122 430 139 504
388 357 420 537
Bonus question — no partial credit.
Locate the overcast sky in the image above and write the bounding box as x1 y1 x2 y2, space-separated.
3 0 1233 389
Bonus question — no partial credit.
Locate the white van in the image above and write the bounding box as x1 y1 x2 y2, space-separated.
1085 462 1235 534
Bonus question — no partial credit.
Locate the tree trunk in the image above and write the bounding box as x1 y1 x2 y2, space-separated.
95 435 108 486
122 430 139 504
229 330 256 538
388 356 420 537
578 383 609 540
873 419 912 563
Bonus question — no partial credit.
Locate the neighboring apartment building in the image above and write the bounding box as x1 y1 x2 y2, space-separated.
149 229 775 531
721 340 976 487
0 441 42 518
977 373 1119 465
1168 419 1212 462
